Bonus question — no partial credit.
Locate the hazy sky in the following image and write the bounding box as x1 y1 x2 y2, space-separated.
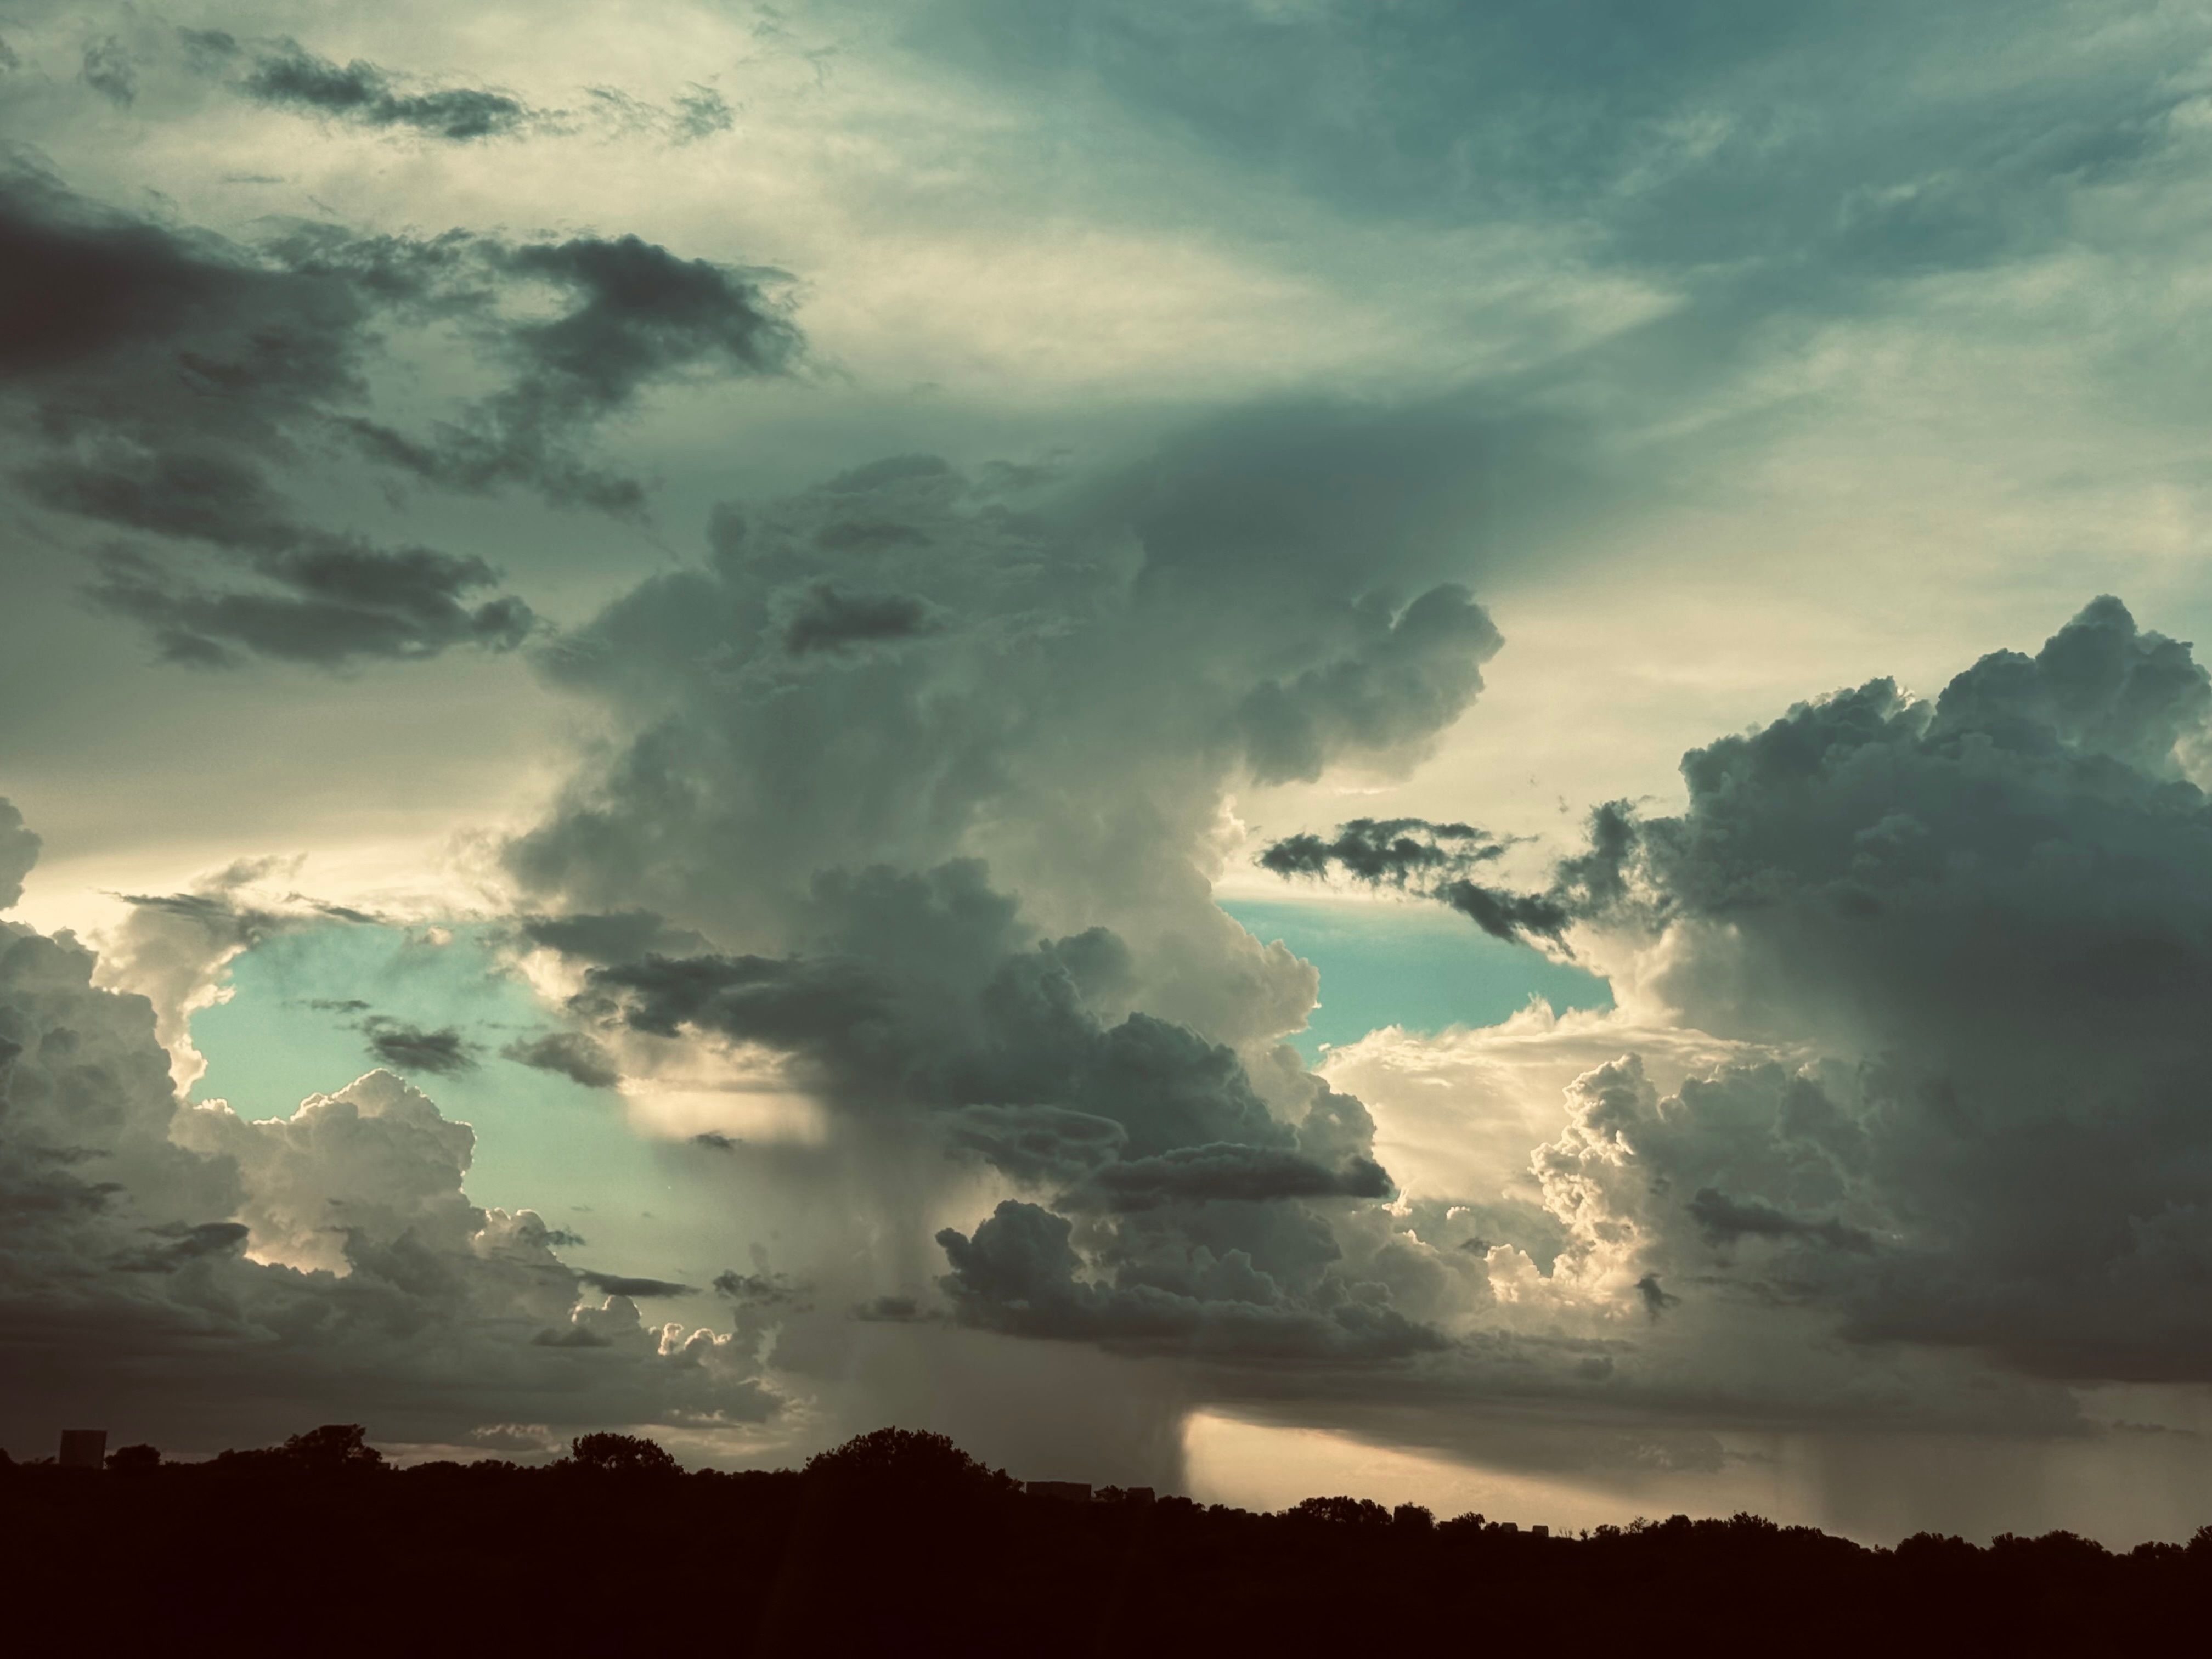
9 1 2212 1543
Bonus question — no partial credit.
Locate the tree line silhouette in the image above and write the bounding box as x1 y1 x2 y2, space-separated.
2 1425 2203 1651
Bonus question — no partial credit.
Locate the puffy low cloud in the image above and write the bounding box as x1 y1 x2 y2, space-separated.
0 810 779 1449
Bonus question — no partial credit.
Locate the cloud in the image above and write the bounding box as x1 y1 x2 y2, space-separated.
362 1018 478 1077
98 861 359 1090
0 891 779 1447
503 422 1516 1381
84 542 536 669
935 1200 1444 1360
235 37 530 140
780 583 946 655
1259 817 1505 885
1072 1146 1394 1212
501 1031 621 1090
1260 816 1570 946
174 30 527 142
520 912 712 964
80 36 136 106
577 1270 698 1299
1 163 799 663
1340 599 2212 1388
0 800 39 911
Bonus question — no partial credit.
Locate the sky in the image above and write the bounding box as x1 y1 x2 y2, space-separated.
8 0 2212 1543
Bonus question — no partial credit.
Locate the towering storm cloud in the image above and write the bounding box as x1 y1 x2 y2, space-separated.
1277 599 2212 1394
500 425 1507 1440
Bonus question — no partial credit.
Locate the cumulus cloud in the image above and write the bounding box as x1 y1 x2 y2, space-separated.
95 861 364 1090
0 837 778 1447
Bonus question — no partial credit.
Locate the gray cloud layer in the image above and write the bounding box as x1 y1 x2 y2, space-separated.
1 161 795 665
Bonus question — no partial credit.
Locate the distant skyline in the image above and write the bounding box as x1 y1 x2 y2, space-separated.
9 2 2212 1544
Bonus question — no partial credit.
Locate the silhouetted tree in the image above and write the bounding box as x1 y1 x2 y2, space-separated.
567 1432 680 1475
1289 1494 1392 1527
800 1426 1018 1497
105 1444 161 1474
282 1424 385 1471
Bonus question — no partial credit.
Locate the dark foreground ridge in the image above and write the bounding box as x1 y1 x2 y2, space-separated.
3 1426 2205 1653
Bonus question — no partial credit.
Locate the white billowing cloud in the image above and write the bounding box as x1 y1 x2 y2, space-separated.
1321 1001 1791 1207
178 1070 489 1276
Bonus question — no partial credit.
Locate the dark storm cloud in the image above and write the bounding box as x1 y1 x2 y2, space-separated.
337 232 800 516
507 422 1522 1372
935 1201 1443 1360
520 911 713 964
86 543 535 668
1 163 799 663
576 1270 697 1299
80 35 136 105
112 1221 250 1273
781 583 946 654
568 866 1425 1359
942 1105 1127 1186
1688 1189 1874 1254
182 30 734 148
0 800 40 912
501 1031 622 1090
1260 817 1570 945
1259 818 1500 884
235 37 530 140
1076 1146 1393 1212
1511 599 2212 1382
362 1018 478 1077
713 1270 806 1307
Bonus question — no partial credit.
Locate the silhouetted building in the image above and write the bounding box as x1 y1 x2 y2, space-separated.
58 1430 108 1469
1531 1525 1550 1539
1028 1480 1091 1502
1124 1487 1155 1504
1497 1521 1518 1533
